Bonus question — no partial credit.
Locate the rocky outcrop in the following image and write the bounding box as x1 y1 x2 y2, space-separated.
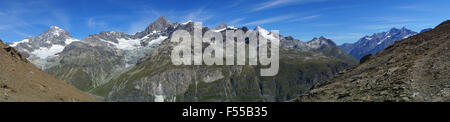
2 44 28 63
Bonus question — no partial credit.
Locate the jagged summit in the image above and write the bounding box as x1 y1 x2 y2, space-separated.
215 22 227 29
155 16 169 23
135 16 175 38
43 26 71 37
340 27 418 60
50 25 61 29
307 36 336 49
8 26 79 68
146 16 173 31
10 26 76 48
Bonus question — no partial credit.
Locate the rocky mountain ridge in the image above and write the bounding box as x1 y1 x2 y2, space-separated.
340 27 418 60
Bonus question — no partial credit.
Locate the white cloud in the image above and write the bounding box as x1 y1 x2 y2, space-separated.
87 18 108 29
395 5 435 12
228 18 245 25
244 15 294 26
0 0 72 41
251 0 328 12
184 8 214 22
289 15 321 22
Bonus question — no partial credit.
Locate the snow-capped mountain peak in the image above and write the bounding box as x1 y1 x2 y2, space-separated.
10 26 79 60
10 38 30 47
255 26 277 40
339 27 418 59
215 22 227 30
181 20 192 25
44 26 70 38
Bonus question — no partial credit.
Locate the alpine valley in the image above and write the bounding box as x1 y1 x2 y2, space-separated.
9 16 359 102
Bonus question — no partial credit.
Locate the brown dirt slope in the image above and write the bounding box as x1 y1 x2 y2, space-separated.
0 40 98 102
294 20 450 102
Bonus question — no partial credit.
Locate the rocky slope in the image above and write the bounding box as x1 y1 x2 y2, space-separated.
90 21 356 102
0 40 98 102
340 27 417 60
294 20 450 102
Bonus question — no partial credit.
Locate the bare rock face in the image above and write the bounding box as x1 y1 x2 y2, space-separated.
0 40 98 102
2 45 28 63
294 20 450 102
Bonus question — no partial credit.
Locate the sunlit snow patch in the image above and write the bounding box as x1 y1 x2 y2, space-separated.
10 39 29 47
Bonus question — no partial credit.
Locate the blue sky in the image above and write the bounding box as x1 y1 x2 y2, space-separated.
0 0 449 45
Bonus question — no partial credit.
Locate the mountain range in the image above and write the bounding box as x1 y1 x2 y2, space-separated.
294 20 450 102
9 16 357 101
4 17 448 102
340 27 418 60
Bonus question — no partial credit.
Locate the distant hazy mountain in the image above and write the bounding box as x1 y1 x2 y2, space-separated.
339 27 417 60
295 20 450 102
277 32 357 63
